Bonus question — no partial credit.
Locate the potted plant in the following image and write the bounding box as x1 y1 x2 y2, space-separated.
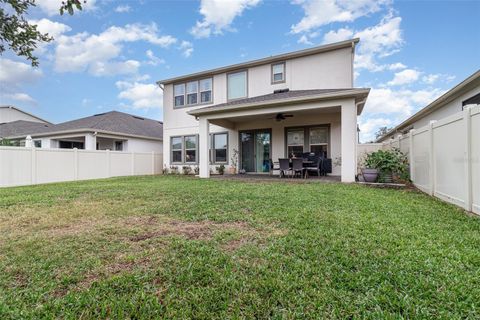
362 148 409 183
229 148 238 174
217 164 225 175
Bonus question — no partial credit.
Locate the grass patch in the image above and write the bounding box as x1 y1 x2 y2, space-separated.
0 175 479 319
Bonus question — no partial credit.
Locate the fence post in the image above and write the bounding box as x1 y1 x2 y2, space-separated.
106 149 111 178
464 106 472 211
409 129 415 182
131 152 135 176
31 146 36 185
428 121 436 196
73 148 78 180
151 151 155 175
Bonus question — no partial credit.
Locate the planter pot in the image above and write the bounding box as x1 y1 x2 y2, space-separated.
362 168 378 183
379 172 393 183
229 167 237 175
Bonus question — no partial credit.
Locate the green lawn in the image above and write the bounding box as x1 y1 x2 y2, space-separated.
0 176 479 319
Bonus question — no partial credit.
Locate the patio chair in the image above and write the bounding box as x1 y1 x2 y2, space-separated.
305 156 323 177
292 158 305 179
278 158 292 178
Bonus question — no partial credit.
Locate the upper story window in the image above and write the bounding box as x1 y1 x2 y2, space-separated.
227 71 247 100
174 84 185 107
272 62 285 83
174 78 212 108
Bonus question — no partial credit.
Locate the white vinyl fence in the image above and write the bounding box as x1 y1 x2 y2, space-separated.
0 147 163 188
381 105 479 214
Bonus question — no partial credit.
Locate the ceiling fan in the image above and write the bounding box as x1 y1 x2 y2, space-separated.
268 113 294 121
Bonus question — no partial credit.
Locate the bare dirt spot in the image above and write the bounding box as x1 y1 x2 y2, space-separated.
128 220 250 242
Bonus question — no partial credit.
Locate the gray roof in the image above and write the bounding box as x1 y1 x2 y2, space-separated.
188 88 370 117
5 111 163 140
0 120 52 138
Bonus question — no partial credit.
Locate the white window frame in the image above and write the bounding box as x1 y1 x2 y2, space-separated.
174 84 185 108
227 70 248 101
171 136 183 164
271 62 285 84
199 78 213 104
184 135 198 164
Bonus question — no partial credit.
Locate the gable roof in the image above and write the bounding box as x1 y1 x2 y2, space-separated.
0 120 52 138
375 69 480 142
157 38 359 85
188 88 370 117
0 105 52 124
5 111 163 140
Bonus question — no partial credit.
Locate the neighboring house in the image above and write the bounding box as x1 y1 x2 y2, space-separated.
0 105 51 124
158 38 370 182
376 70 480 142
1 110 163 153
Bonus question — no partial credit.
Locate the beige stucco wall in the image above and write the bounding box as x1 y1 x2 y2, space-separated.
162 46 354 175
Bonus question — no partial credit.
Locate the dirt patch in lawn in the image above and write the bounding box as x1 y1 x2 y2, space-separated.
128 219 251 242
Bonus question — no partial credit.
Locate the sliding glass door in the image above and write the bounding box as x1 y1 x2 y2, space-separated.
240 129 271 173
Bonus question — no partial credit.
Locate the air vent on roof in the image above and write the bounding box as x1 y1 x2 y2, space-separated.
273 88 290 94
94 112 106 116
133 116 145 120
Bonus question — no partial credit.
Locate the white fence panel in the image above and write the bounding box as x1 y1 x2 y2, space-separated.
77 150 109 180
0 147 163 188
382 104 479 214
412 129 430 193
471 107 480 214
0 147 32 187
36 149 76 184
432 115 466 207
110 152 132 177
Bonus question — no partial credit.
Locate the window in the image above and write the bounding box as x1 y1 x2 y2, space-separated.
227 71 247 100
34 140 42 148
287 129 304 158
309 127 328 158
174 79 212 107
115 141 123 151
171 137 183 163
59 141 84 149
272 62 285 83
174 84 185 107
186 81 198 105
184 135 197 163
212 133 228 163
200 78 212 103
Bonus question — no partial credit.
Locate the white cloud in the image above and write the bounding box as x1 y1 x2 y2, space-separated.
388 62 407 71
190 0 261 38
115 5 131 13
364 87 444 117
1 93 37 105
37 0 97 16
291 0 389 34
179 41 194 57
0 58 43 84
54 23 177 76
30 18 71 39
359 87 445 142
359 117 392 142
322 27 354 43
387 69 421 86
116 80 163 109
422 74 440 85
145 50 165 66
298 34 313 45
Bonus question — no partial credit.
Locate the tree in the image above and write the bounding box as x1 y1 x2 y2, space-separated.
374 126 391 140
0 0 84 67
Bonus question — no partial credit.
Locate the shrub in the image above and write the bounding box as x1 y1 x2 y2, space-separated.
217 164 225 175
363 148 409 181
182 166 192 175
194 166 199 175
162 165 169 175
169 166 179 175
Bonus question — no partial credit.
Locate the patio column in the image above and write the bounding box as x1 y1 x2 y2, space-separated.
341 99 357 183
198 117 210 178
85 133 97 150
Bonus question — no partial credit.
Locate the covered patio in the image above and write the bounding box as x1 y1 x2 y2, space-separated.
188 88 369 182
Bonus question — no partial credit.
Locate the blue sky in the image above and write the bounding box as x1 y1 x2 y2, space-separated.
1 0 479 142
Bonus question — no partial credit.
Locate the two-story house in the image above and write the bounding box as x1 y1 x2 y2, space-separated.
157 38 370 182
